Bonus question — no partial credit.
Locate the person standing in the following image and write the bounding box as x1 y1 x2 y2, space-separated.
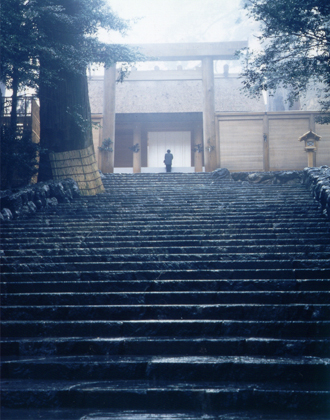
164 149 173 172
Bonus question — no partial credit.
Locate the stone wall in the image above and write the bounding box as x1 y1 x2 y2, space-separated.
211 166 330 219
302 166 330 219
0 178 80 222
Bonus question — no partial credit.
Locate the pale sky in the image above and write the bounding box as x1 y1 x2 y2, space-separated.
96 0 258 73
106 0 254 44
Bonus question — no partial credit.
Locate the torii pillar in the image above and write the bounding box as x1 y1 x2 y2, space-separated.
133 123 142 173
102 65 116 173
193 123 203 172
202 57 217 172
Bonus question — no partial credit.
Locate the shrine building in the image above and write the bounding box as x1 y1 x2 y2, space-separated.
88 42 330 173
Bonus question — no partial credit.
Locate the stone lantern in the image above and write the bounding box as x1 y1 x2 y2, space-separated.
298 130 321 167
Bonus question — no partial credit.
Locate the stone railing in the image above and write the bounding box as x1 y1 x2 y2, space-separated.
0 178 80 222
211 168 303 184
211 166 330 219
302 166 330 219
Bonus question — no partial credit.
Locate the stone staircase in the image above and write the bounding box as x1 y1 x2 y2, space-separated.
1 172 330 420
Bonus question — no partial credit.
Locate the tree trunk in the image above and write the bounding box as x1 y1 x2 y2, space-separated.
10 67 19 134
38 68 93 181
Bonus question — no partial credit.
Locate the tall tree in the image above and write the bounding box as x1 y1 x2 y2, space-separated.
1 0 39 132
36 0 140 180
1 0 141 182
240 0 330 121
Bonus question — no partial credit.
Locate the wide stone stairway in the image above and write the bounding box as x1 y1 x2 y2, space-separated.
1 172 330 420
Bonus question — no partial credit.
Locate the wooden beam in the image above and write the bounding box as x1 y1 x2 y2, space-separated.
131 41 248 61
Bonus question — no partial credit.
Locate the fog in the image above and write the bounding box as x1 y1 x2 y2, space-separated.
107 0 254 44
95 0 260 73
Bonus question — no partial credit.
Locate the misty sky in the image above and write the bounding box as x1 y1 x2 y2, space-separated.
107 0 256 44
96 0 259 73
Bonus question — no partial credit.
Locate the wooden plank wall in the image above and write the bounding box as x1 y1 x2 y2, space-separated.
217 112 330 171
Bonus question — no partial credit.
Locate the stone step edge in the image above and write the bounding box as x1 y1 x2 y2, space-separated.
2 291 329 297
2 354 329 365
3 238 329 247
2 336 328 344
3 253 330 263
2 379 329 393
2 269 330 279
3 240 329 249
0 409 328 420
2 381 329 413
2 336 329 357
0 278 330 288
1 272 329 283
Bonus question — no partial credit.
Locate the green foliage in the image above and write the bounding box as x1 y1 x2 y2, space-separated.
1 125 40 189
0 0 39 93
240 0 330 122
1 0 143 93
99 138 113 153
1 0 143 182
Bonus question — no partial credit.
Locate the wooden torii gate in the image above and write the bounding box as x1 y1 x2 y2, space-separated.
102 41 248 173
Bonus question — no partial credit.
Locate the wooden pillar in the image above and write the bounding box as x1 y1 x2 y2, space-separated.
307 151 314 168
133 123 142 173
215 115 220 168
263 113 270 171
102 65 116 173
193 124 203 172
202 57 217 172
309 113 316 166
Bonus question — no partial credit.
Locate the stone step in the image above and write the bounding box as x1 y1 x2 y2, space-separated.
2 319 329 338
2 221 328 232
3 236 329 251
2 222 328 236
2 268 329 281
1 379 329 413
2 336 329 358
32 209 324 220
18 196 321 206
2 303 329 321
22 207 324 217
53 202 320 210
1 408 328 420
108 190 310 196
2 260 330 275
2 279 329 293
2 236 329 250
1 228 328 243
2 253 330 266
3 244 330 257
4 216 326 229
2 291 330 306
72 195 317 202
8 201 324 213
64 202 320 209
76 186 312 193
1 171 329 417
2 355 329 385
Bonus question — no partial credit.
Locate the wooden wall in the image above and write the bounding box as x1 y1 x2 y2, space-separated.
217 112 330 171
92 111 330 172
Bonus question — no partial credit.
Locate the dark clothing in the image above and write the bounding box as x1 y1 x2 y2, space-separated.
164 152 173 172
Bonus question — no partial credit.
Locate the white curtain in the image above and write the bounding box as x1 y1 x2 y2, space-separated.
147 131 191 167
